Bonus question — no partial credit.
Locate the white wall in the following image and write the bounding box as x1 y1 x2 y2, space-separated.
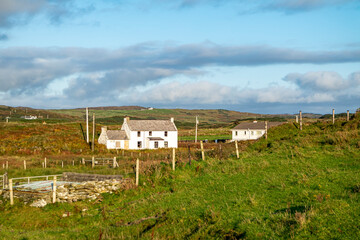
232 129 265 141
106 140 124 149
127 130 178 149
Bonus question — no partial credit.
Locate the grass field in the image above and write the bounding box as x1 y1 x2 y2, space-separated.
0 113 359 239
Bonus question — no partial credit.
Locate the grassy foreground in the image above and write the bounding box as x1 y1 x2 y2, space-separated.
0 117 359 239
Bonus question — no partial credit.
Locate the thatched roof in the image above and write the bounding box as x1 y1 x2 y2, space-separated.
232 121 285 130
127 120 177 131
107 130 128 140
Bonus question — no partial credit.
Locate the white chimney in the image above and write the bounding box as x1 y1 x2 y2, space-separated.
101 126 107 133
170 117 174 122
124 117 130 123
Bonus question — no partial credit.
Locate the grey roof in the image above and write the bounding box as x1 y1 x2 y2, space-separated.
107 130 128 140
148 137 164 141
232 121 285 130
127 120 177 131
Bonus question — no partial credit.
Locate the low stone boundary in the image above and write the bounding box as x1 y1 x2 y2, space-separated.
62 172 125 182
56 178 133 203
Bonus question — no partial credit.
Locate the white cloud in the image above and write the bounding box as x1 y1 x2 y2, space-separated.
283 71 360 91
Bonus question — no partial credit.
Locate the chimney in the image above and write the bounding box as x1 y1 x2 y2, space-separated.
170 117 174 122
124 117 130 123
101 126 107 133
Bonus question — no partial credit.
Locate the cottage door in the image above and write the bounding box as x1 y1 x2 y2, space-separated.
124 140 129 149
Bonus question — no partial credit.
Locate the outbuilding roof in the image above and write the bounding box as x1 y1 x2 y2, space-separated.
107 130 128 140
232 121 285 130
126 120 177 131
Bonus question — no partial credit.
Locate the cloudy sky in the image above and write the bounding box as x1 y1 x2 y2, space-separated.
0 0 359 113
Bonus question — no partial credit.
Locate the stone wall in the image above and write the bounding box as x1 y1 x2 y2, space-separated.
62 172 124 182
56 178 133 203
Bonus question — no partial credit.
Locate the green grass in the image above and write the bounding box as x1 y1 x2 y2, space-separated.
0 115 359 239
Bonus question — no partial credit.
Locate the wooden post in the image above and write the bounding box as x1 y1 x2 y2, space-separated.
72 160 74 166
295 115 298 123
113 157 116 168
332 109 335 124
42 162 44 168
136 158 139 186
6 117 8 123
92 113 95 152
2 163 4 169
62 161 64 168
92 156 95 168
200 141 205 161
235 140 239 159
172 148 176 171
6 161 8 170
188 145 191 165
52 176 57 203
82 158 85 165
9 179 13 205
265 121 268 140
23 160 26 170
86 107 89 143
44 157 47 168
347 110 350 121
195 116 198 143
299 111 302 130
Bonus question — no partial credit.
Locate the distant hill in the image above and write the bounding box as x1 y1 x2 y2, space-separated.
75 106 147 111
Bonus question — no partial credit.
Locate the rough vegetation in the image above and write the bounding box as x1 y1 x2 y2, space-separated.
0 111 359 239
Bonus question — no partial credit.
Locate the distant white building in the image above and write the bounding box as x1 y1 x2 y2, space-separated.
231 121 285 141
21 115 38 120
98 117 178 150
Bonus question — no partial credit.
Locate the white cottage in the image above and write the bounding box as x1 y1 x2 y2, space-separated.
98 117 178 150
231 121 284 141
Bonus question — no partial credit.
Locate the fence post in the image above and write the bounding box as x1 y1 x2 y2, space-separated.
295 115 298 123
52 176 57 203
9 179 13 205
332 109 335 124
172 148 176 171
62 161 64 168
235 140 239 159
136 158 139 186
82 158 85 165
72 160 74 166
44 157 47 168
113 157 116 168
188 145 191 165
23 160 26 170
200 141 205 161
265 121 268 140
347 110 350 121
92 156 95 168
299 111 303 130
6 161 8 170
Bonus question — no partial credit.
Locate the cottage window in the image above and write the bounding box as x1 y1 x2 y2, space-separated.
137 131 141 137
251 131 254 135
244 131 246 135
164 141 168 148
235 131 238 136
154 141 159 148
116 141 120 148
164 131 168 137
137 141 142 148
149 131 152 136
256 131 262 135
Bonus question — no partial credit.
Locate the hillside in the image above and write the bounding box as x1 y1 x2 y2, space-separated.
0 111 359 239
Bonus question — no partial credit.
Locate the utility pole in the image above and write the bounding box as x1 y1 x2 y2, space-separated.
92 113 95 152
86 107 89 143
195 115 198 143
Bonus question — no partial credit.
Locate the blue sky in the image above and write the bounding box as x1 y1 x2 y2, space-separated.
0 0 359 114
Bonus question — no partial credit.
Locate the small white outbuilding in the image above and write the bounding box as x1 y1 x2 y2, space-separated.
231 121 285 141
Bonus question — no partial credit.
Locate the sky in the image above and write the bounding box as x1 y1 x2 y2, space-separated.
0 0 359 114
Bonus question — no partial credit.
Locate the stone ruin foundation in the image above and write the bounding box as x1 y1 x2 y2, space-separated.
0 172 134 207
